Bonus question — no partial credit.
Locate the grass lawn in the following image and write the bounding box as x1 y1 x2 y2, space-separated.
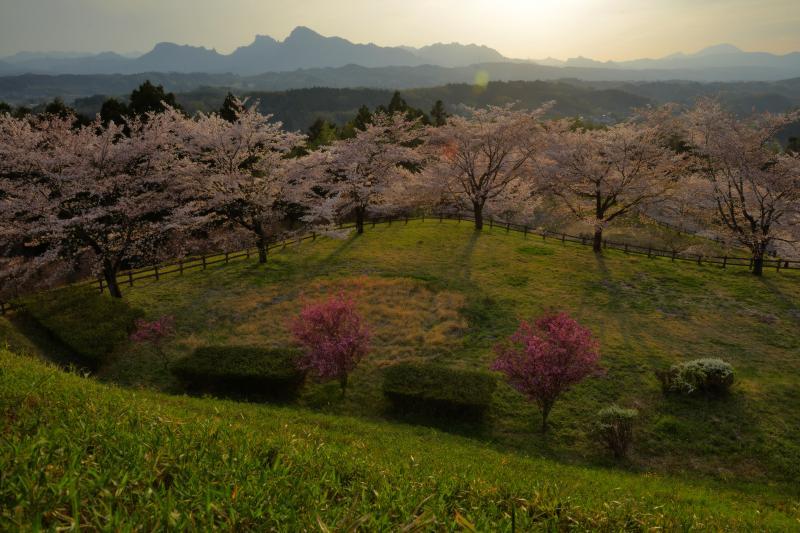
3 219 800 492
2 348 800 530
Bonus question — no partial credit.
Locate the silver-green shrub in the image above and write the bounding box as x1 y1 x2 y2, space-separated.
595 405 638 459
657 358 734 395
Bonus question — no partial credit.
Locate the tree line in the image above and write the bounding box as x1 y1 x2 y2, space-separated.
1 87 799 301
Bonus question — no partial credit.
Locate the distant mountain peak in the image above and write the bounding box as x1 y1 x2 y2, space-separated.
286 26 324 41
695 43 743 56
149 42 215 53
253 34 278 44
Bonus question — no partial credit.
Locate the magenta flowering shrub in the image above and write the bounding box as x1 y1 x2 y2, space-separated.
290 294 371 395
131 315 176 370
492 311 602 432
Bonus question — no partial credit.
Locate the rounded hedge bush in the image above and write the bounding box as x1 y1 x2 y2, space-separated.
173 346 306 401
383 362 496 421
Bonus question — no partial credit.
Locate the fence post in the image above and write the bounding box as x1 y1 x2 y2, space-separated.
225 252 229 264
697 255 702 265
312 232 316 241
581 236 586 246
523 226 528 238
372 220 376 229
179 259 184 275
542 230 546 241
671 250 676 262
490 218 493 229
202 255 207 270
749 257 753 270
245 248 250 259
128 271 134 286
506 222 510 233
776 259 781 272
561 233 565 244
624 244 629 254
422 214 425 223
98 277 104 293
405 216 408 225
154 266 159 281
722 256 727 268
647 247 651 258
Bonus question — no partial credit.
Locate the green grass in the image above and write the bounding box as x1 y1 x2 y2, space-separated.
21 285 143 367
3 219 800 515
2 348 800 530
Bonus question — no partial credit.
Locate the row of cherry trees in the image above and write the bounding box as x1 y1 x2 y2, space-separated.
1 97 799 299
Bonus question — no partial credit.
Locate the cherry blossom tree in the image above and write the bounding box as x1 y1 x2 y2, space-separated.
541 108 686 252
0 109 190 298
0 113 70 298
492 311 602 432
176 98 307 263
425 103 551 230
682 99 800 275
131 315 176 371
290 293 371 395
308 112 425 234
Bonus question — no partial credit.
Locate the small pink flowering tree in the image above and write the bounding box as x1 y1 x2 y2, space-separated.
290 294 371 396
492 311 602 432
130 315 176 371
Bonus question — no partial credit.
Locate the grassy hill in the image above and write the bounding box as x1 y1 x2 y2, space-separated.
2 219 800 528
2 348 800 530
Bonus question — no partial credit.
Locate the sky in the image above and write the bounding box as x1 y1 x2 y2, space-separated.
0 0 798 60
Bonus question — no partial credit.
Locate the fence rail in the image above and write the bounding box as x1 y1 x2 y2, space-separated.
2 215 798 315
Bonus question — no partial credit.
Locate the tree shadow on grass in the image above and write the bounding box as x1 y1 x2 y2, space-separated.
456 229 482 282
757 277 800 325
6 313 95 373
302 230 363 279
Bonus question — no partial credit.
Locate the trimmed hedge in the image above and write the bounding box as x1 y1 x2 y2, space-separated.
23 285 143 367
657 358 734 395
172 346 306 401
383 362 496 420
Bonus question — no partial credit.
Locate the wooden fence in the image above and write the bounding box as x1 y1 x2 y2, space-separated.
1 214 798 315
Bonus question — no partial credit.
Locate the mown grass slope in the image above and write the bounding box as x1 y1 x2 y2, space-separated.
2 348 799 530
3 220 799 489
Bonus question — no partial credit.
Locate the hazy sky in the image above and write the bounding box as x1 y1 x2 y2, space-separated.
1 0 798 60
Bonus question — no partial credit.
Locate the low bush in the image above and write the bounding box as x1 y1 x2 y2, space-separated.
172 346 306 401
595 405 638 459
23 285 143 367
656 358 734 395
382 362 495 420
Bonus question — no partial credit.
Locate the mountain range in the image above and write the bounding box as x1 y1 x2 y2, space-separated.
0 27 508 76
1 27 799 82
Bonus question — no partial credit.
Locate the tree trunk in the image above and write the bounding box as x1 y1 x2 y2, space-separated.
339 373 348 396
355 207 365 234
256 237 268 264
540 402 553 433
752 245 765 276
102 263 122 299
473 201 484 230
254 222 269 264
592 226 603 253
